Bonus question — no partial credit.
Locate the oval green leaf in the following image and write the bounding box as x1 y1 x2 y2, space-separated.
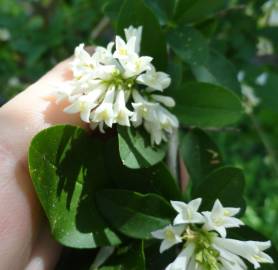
192 166 246 211
96 189 175 239
28 125 121 248
174 82 243 127
167 26 209 66
174 0 226 24
192 49 241 94
118 126 166 169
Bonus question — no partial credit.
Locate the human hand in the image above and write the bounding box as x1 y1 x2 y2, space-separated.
0 59 85 270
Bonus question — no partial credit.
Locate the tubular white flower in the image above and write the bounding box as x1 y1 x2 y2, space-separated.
113 36 137 60
124 25 143 54
165 243 195 270
214 237 274 269
136 65 171 91
113 89 133 126
157 106 179 132
52 81 76 103
64 88 105 123
93 42 115 65
122 55 153 78
151 94 176 107
171 198 205 225
151 224 185 253
216 245 248 270
144 121 166 145
202 199 244 238
131 90 158 126
72 43 97 79
92 86 115 128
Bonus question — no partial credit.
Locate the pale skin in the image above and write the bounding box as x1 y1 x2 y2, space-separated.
0 59 86 270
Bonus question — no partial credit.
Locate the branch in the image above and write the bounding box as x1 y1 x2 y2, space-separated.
181 125 241 133
90 17 110 40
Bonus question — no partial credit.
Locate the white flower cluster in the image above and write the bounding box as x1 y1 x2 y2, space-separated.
152 199 273 270
55 26 178 145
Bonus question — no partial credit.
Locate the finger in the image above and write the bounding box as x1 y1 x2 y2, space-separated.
0 58 85 270
25 223 62 270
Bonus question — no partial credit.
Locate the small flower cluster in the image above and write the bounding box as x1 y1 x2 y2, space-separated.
152 199 273 270
55 26 178 145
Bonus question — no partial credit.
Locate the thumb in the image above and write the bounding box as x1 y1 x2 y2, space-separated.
0 58 86 270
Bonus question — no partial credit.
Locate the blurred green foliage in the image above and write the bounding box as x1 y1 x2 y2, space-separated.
0 0 104 100
0 0 277 251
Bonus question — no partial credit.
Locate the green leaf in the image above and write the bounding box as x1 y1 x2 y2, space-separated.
117 0 167 70
105 136 181 200
167 58 183 93
96 189 175 239
175 0 226 24
144 0 175 25
99 241 145 270
192 49 241 94
102 0 123 21
192 166 246 211
173 82 243 128
28 125 121 248
167 25 209 66
180 128 223 188
118 126 166 169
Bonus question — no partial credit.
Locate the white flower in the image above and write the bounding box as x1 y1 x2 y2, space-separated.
143 106 179 145
0 28 11 41
8 77 20 87
131 90 178 144
92 87 115 129
217 245 248 270
151 198 273 270
151 94 176 107
64 88 104 123
113 36 137 60
165 243 195 270
131 90 158 126
237 70 245 82
171 198 205 225
151 224 185 253
202 199 244 238
255 72 268 86
136 65 171 91
241 84 260 113
122 54 153 78
124 25 143 54
97 64 119 81
72 43 97 79
55 25 177 144
93 42 115 65
113 89 133 126
156 106 179 132
214 237 274 269
144 120 167 145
